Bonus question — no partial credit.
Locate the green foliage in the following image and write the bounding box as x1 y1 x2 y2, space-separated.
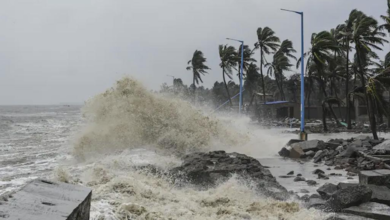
186 50 210 85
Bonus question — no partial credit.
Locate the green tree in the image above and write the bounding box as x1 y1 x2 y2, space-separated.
255 27 280 103
266 51 292 100
219 44 238 106
236 45 256 80
244 63 260 107
186 50 210 93
380 0 390 35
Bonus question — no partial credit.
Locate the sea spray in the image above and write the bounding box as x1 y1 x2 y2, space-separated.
73 77 243 160
63 77 327 219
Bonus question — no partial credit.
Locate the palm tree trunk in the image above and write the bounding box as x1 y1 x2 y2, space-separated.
275 73 282 100
346 41 352 129
367 95 379 139
357 49 378 139
222 69 233 107
260 48 266 104
193 73 196 102
280 77 285 100
320 77 342 126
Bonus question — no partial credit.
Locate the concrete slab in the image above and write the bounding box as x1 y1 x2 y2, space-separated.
359 170 390 186
0 179 92 220
343 202 390 220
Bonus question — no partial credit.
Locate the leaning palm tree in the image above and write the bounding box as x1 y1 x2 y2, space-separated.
266 52 292 100
297 31 341 125
381 0 390 35
255 27 280 103
350 11 388 139
244 63 260 108
186 50 210 93
219 44 238 106
236 45 256 80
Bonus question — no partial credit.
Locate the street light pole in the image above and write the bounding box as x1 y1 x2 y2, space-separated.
227 38 244 115
281 9 307 140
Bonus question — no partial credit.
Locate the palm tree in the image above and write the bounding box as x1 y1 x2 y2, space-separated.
381 0 390 35
219 44 238 106
350 11 388 139
236 45 256 80
297 31 341 125
245 63 260 108
186 50 210 93
266 51 293 100
255 27 280 103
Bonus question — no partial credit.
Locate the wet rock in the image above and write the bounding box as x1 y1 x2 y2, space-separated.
351 139 363 147
300 189 310 193
373 139 390 151
307 197 326 209
297 173 302 177
330 173 342 176
305 150 315 157
347 172 357 177
279 175 295 178
326 142 341 150
336 146 344 153
327 185 372 211
170 151 289 200
290 145 305 158
278 147 291 157
313 150 323 159
313 169 325 175
318 173 329 180
314 150 328 163
338 145 359 158
327 168 332 170
287 171 294 175
299 194 310 202
343 202 390 220
362 141 372 149
325 160 334 166
317 183 338 199
369 139 384 147
294 176 306 182
306 180 317 186
291 140 325 152
310 194 321 199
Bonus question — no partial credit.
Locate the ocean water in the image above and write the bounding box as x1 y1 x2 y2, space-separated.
0 105 81 194
2 77 386 219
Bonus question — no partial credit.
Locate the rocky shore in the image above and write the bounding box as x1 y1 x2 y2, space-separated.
278 136 390 219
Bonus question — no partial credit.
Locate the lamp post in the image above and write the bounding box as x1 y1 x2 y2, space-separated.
281 8 307 140
227 38 244 115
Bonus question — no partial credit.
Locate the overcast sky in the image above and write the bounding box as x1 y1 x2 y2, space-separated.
0 0 388 105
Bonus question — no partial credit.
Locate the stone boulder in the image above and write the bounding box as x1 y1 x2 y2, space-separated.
290 145 305 158
327 185 372 211
317 183 338 199
170 151 289 200
373 139 390 151
291 140 325 152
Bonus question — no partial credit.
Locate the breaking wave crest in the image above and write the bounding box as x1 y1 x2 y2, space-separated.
73 77 243 160
61 77 326 219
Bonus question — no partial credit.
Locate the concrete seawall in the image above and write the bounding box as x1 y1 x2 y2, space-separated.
0 179 92 220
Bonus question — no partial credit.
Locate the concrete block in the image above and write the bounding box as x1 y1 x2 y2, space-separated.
343 202 390 220
0 179 92 220
359 170 390 186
